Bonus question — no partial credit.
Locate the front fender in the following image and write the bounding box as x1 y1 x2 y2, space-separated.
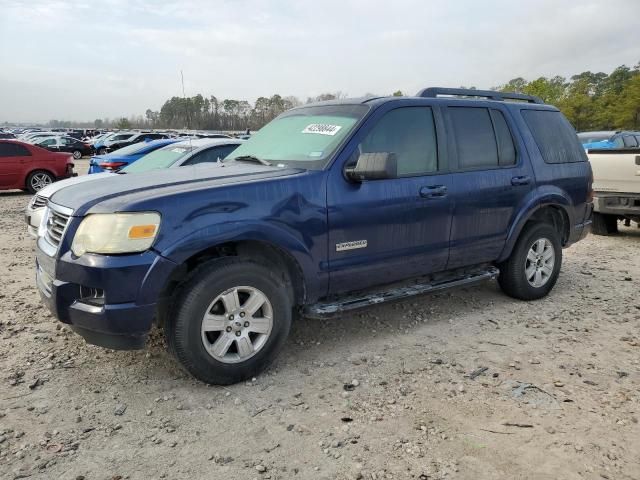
159 220 327 301
497 186 574 263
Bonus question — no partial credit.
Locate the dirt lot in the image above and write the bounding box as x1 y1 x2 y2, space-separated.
1 172 639 479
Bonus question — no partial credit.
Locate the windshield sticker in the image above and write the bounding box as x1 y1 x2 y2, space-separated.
302 124 342 136
308 151 323 157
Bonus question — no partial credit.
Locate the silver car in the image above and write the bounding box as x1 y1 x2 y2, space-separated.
25 138 243 237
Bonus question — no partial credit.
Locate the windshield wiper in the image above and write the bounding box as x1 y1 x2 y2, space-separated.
232 155 272 166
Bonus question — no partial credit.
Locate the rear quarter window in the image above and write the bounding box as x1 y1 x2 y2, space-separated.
521 110 586 163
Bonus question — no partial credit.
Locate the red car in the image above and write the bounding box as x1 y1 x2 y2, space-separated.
0 140 75 193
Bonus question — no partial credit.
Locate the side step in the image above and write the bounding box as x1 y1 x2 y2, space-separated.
304 267 499 319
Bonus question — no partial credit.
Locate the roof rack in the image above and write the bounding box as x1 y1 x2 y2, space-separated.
416 87 544 104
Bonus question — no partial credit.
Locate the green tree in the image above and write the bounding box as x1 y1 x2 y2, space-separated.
116 117 131 129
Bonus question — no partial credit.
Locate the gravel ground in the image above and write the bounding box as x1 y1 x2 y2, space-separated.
1 173 639 480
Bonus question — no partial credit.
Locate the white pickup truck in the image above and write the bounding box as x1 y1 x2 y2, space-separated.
587 149 640 235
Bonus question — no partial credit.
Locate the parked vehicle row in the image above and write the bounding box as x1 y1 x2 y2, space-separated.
25 138 243 234
29 88 593 385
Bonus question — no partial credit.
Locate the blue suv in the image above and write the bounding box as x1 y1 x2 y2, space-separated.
34 88 593 385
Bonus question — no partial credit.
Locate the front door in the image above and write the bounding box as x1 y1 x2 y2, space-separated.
327 105 453 294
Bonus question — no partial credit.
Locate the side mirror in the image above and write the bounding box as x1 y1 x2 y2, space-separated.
345 152 397 181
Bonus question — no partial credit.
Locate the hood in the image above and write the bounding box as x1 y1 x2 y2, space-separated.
49 162 304 215
36 172 113 200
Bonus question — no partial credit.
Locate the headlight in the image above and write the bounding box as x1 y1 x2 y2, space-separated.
71 212 161 256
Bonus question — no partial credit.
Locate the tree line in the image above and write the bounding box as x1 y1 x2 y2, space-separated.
44 63 639 132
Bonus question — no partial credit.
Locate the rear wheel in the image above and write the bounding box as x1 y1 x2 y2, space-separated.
167 258 293 385
72 150 82 160
591 212 618 235
26 170 54 194
498 223 562 300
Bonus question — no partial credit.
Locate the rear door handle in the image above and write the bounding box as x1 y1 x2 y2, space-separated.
419 185 447 199
511 175 531 186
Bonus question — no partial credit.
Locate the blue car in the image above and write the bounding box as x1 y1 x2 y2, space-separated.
88 138 180 173
578 131 640 150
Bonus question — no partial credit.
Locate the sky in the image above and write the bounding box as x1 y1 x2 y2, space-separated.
1 0 639 123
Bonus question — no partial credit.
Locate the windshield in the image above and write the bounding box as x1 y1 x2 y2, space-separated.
121 144 194 173
225 104 369 169
577 132 613 144
109 133 134 141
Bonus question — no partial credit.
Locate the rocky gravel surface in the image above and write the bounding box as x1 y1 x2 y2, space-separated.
0 185 638 480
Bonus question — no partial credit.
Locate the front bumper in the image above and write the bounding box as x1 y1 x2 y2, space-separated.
35 238 177 350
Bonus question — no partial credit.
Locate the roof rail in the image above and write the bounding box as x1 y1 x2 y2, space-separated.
416 87 544 104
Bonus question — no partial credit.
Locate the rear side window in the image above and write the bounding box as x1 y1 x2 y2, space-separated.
522 110 586 163
184 144 240 165
490 109 516 166
0 143 31 157
623 135 638 148
449 107 498 169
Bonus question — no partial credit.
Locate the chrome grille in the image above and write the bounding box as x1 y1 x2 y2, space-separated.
32 195 47 209
45 207 71 248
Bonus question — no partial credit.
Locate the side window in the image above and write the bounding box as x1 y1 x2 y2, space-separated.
449 107 498 169
184 145 239 165
13 144 31 156
358 107 438 176
612 136 625 148
490 109 516 166
0 143 14 158
635 135 640 146
214 144 240 160
521 110 587 163
623 135 638 148
41 139 57 146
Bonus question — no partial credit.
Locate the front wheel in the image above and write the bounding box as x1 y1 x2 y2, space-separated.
167 258 293 385
72 150 82 159
497 223 562 300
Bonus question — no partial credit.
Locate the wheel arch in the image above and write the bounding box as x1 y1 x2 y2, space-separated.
498 194 572 263
155 238 310 328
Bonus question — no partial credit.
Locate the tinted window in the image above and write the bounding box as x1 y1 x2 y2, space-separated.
359 107 437 176
184 144 240 165
612 136 625 148
635 135 640 145
522 110 586 163
0 143 31 157
490 109 516 166
449 107 498 169
623 135 638 148
39 138 57 146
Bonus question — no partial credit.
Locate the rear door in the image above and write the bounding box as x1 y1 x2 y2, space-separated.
443 105 535 268
327 103 454 293
0 142 31 188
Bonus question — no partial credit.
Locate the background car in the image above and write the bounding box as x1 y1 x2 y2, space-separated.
578 130 640 149
121 138 243 173
105 132 170 153
88 138 181 173
35 136 92 159
0 132 16 139
94 132 135 154
0 140 75 193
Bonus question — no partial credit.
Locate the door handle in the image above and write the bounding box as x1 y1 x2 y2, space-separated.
419 185 447 198
511 175 531 186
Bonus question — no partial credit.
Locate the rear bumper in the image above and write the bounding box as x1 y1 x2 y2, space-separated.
594 193 640 217
35 239 178 350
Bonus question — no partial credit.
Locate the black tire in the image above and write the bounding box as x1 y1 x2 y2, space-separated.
72 150 82 160
167 258 293 385
26 170 54 194
497 223 562 301
591 212 618 236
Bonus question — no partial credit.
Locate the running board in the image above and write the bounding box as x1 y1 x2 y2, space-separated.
304 267 499 319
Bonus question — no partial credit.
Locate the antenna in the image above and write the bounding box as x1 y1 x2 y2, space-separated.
180 70 193 150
